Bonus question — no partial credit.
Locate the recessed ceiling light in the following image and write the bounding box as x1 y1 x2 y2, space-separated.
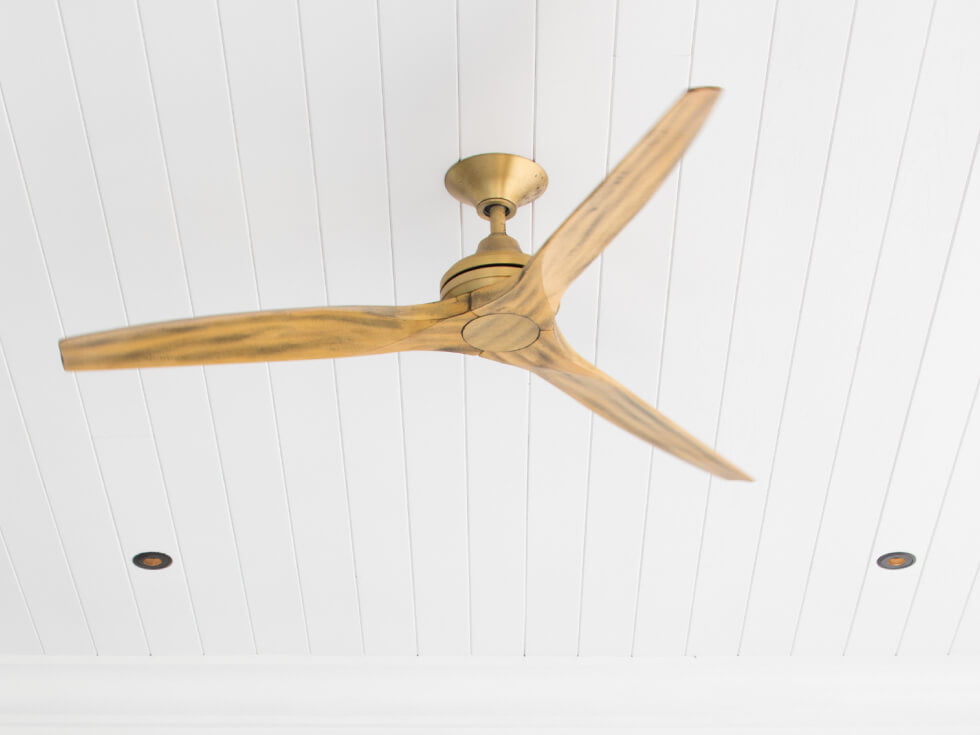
132 552 173 570
876 552 915 570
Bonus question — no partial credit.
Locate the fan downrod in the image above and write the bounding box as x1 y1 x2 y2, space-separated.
440 153 548 300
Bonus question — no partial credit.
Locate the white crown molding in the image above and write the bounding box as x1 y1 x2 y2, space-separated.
1 656 979 732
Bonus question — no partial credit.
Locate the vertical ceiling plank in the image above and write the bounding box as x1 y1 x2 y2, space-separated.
0 538 39 654
794 0 980 656
457 0 536 655
138 0 310 653
632 0 777 656
333 353 417 655
56 0 257 656
300 0 394 311
67 370 202 654
0 348 87 654
136 368 255 653
950 558 980 654
532 0 616 351
575 0 696 657
300 0 412 655
0 104 94 655
524 0 617 656
684 0 855 656
375 0 469 655
736 0 935 655
0 247 117 658
301 0 416 655
898 376 980 655
377 0 463 304
218 0 364 656
216 0 325 311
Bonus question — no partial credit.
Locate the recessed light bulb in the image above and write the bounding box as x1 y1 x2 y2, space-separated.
876 552 915 570
132 551 173 570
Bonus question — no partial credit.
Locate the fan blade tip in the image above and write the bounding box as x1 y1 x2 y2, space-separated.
725 467 753 482
58 342 74 371
689 87 722 107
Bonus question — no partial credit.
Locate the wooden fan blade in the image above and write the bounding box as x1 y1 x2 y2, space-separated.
493 87 720 319
60 299 473 371
485 330 751 481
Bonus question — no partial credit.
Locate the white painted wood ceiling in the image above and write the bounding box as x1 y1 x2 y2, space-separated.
0 0 979 658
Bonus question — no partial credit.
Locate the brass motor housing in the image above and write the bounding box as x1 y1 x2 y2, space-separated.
439 233 530 299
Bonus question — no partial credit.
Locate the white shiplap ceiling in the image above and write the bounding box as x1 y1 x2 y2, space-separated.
0 0 979 659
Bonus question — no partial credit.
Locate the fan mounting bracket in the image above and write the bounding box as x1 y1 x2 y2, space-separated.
444 153 548 220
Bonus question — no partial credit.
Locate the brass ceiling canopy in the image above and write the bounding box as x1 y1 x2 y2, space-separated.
58 87 751 481
444 152 548 219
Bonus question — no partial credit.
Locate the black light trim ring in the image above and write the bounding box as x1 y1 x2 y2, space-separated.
132 551 173 570
876 552 916 570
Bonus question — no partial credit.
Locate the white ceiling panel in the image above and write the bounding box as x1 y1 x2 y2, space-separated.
301 0 401 655
794 0 980 656
847 132 980 654
898 377 980 655
633 0 778 656
0 344 89 654
955 563 980 654
1 0 153 654
0 0 978 659
737 0 938 655
687 0 855 657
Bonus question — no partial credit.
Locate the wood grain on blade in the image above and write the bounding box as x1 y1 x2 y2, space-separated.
60 299 473 370
491 87 720 320
484 330 750 481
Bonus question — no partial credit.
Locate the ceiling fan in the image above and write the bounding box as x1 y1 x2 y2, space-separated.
59 87 750 481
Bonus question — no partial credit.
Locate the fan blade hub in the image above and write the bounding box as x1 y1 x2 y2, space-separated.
461 313 540 352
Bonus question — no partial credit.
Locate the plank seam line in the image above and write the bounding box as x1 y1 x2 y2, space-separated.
522 0 540 657
453 0 475 658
